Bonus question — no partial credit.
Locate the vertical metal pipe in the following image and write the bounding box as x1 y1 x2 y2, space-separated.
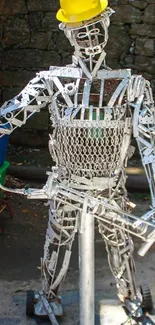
79 213 95 325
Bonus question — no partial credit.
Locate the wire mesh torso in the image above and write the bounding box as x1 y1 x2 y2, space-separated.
49 70 132 179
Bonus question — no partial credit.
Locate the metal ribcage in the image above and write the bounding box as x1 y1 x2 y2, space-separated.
53 119 126 178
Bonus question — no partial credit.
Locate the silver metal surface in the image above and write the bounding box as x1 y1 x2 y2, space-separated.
79 212 95 325
40 292 60 325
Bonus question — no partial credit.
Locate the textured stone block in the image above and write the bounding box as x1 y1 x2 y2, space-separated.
0 0 27 15
143 72 154 81
106 58 121 69
110 0 125 4
150 79 155 93
2 16 30 47
105 25 131 59
135 55 155 74
130 24 155 37
135 38 154 57
0 52 2 67
0 19 3 39
42 12 59 31
28 12 43 31
144 4 155 24
2 87 22 102
29 32 52 50
123 54 134 65
27 0 59 12
129 0 148 9
52 31 71 51
61 55 73 66
118 0 129 4
0 70 35 87
3 49 61 69
111 5 142 23
23 110 49 130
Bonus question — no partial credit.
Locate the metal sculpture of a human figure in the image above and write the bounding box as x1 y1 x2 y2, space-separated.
0 0 155 324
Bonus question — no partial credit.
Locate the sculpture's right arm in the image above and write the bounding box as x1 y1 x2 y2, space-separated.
0 71 53 136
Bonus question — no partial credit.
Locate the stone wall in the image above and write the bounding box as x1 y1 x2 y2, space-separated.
0 0 155 145
108 0 155 91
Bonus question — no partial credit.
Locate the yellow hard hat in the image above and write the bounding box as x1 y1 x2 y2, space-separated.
56 0 108 23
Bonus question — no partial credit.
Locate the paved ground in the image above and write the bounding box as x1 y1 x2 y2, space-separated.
1 172 155 324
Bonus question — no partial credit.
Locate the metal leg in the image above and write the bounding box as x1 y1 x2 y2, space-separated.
99 220 137 301
32 199 78 323
79 212 95 325
98 219 144 318
41 199 77 299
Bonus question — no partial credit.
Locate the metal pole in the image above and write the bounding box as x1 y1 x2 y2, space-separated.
79 212 95 325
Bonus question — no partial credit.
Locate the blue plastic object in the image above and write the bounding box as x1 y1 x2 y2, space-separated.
0 124 10 166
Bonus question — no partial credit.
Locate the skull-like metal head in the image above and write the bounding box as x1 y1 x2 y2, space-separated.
59 8 114 59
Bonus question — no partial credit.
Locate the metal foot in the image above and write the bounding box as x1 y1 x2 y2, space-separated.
27 290 63 325
124 297 143 320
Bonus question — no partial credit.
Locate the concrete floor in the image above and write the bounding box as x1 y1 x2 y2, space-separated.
0 181 155 325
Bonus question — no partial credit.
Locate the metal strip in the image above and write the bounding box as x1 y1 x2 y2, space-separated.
97 69 131 80
49 66 82 79
52 77 73 107
74 78 80 107
107 78 129 108
99 79 104 108
82 79 92 107
133 94 144 138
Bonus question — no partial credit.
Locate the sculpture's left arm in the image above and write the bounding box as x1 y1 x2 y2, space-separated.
131 75 155 207
0 72 53 137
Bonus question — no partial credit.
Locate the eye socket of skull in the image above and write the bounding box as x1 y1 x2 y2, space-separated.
77 23 103 46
